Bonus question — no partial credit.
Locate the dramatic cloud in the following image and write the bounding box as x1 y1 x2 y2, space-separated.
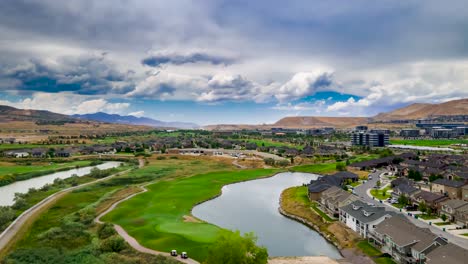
0 0 467 123
142 50 236 67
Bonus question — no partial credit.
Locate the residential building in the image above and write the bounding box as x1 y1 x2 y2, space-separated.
412 190 448 213
400 129 421 138
319 186 359 217
339 200 395 238
307 172 359 201
392 183 420 198
431 179 466 199
351 132 389 147
463 185 468 201
369 216 447 264
440 199 468 223
425 243 468 264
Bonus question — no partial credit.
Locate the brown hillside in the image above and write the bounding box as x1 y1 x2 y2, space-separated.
372 98 468 121
274 116 368 128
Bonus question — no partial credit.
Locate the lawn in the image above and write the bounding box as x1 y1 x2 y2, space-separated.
434 222 451 226
103 165 280 261
370 187 391 200
462 233 468 237
390 139 468 147
418 214 438 220
357 241 396 264
290 162 337 174
311 202 335 222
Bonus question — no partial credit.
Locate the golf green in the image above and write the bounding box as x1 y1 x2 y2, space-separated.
103 168 279 261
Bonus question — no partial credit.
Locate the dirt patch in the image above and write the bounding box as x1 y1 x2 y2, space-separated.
268 256 339 264
183 215 202 223
327 222 361 248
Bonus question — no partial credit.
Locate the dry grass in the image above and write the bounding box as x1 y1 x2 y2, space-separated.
347 167 369 179
95 186 143 215
236 158 266 168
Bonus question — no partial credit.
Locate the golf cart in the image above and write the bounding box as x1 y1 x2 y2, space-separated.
181 252 188 259
171 250 177 256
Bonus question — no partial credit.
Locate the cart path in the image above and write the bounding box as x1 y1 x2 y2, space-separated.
94 183 200 264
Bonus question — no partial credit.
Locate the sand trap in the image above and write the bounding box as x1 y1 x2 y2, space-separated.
183 215 202 223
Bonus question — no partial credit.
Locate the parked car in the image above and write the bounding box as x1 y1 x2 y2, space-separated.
390 198 398 204
181 252 188 259
171 250 177 256
368 176 373 180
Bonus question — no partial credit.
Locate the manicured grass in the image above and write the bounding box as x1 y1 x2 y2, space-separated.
357 241 381 257
462 233 468 237
290 162 337 174
375 257 397 264
311 202 335 222
104 166 280 261
418 214 438 220
390 139 468 147
434 222 451 226
350 181 361 187
370 187 391 200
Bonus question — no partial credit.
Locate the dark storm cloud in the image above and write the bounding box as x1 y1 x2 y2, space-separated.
2 55 133 95
142 52 235 67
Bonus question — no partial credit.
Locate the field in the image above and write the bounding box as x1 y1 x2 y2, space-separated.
390 139 468 147
0 160 93 176
290 162 338 174
103 161 279 261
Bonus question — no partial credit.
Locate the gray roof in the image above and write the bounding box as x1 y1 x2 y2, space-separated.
340 200 395 224
426 243 468 264
441 199 468 209
433 179 465 188
413 190 447 203
374 216 439 252
395 183 419 195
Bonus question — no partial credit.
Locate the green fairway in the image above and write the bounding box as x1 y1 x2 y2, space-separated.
290 162 337 173
103 168 279 261
390 139 468 147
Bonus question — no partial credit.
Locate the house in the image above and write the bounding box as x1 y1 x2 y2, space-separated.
425 243 468 264
55 150 71 158
463 185 468 201
307 174 348 200
392 183 420 198
332 171 359 182
412 190 448 213
5 150 29 158
453 206 468 227
369 216 447 264
31 148 47 158
339 200 395 238
431 179 466 199
391 177 412 188
319 186 359 217
440 199 468 223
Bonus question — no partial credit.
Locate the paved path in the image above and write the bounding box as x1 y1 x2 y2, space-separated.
0 169 131 252
355 170 468 250
94 183 200 264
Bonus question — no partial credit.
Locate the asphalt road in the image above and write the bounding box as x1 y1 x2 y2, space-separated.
354 170 468 250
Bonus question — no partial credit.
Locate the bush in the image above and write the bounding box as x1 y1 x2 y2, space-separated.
100 235 127 253
0 206 16 229
156 156 166 160
98 223 117 239
336 162 347 171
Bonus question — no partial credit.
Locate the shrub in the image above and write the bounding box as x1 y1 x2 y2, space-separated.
98 223 117 239
99 235 127 253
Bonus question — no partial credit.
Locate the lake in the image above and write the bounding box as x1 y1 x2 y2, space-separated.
0 161 122 206
192 172 342 259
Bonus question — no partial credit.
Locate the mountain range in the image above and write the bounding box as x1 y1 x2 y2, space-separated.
73 112 199 129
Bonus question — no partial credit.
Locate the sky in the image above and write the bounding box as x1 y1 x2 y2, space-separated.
0 0 467 125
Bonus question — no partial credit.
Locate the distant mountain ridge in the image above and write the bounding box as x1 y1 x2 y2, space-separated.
0 105 75 123
371 99 468 121
73 112 199 129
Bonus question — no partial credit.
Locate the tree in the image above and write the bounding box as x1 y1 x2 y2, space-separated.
376 180 381 188
263 158 275 166
408 169 422 181
398 194 409 206
205 230 268 264
0 206 15 229
418 201 427 214
441 214 447 222
336 162 346 171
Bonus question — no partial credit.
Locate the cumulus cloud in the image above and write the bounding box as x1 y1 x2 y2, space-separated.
275 71 334 102
0 92 130 115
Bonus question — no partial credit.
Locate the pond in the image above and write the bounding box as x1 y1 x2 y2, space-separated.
192 172 342 258
0 161 122 206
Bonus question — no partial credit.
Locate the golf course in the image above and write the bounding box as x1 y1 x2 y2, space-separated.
103 166 280 261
